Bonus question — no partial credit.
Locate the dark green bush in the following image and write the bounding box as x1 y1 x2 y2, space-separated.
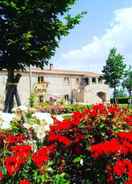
110 96 132 104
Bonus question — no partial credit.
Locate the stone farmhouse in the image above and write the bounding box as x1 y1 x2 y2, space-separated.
0 67 110 106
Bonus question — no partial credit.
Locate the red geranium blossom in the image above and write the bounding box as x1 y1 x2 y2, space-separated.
108 105 120 114
113 160 127 177
0 171 3 180
32 146 49 168
5 134 25 144
49 133 71 145
113 159 132 183
19 179 31 184
117 132 132 142
125 179 132 184
4 156 23 176
125 115 132 126
11 145 32 160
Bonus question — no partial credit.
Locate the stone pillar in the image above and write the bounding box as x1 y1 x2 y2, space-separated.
89 77 92 85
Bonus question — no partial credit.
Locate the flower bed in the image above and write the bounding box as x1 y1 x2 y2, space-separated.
36 103 89 114
0 104 132 184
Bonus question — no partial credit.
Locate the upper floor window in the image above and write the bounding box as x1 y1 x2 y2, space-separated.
92 77 96 83
76 78 80 84
64 76 70 84
84 78 89 85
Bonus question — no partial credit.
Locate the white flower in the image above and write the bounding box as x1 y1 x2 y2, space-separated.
12 105 28 112
23 123 32 129
34 125 46 140
80 159 84 166
33 112 53 125
56 115 63 121
36 131 46 141
0 112 13 129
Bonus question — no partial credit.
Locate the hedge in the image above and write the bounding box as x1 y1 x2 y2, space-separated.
110 97 132 104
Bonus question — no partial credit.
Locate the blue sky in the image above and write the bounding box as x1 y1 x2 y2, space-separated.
51 0 132 73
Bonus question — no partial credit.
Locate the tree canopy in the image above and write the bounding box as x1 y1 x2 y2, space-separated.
0 0 85 70
122 66 132 97
102 48 126 98
0 0 85 112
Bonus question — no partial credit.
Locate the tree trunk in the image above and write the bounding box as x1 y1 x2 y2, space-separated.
4 69 21 113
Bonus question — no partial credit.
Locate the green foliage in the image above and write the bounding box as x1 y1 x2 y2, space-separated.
34 103 89 114
122 66 132 97
52 173 70 184
0 0 85 70
102 48 126 97
29 94 37 107
64 104 89 113
111 96 132 104
114 88 127 97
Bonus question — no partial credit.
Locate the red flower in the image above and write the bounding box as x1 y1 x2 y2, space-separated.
47 144 56 153
11 145 31 160
90 139 120 158
49 133 71 145
90 131 132 159
106 174 115 184
128 122 132 126
117 132 132 142
72 111 82 125
51 119 73 131
89 109 97 117
19 179 30 184
113 160 127 177
125 116 132 126
108 105 120 115
0 171 3 180
125 179 132 184
5 134 25 144
4 156 23 176
113 159 132 183
32 146 49 168
93 103 107 114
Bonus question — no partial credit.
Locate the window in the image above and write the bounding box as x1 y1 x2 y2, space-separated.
76 78 80 84
82 78 89 85
64 77 70 84
38 76 44 83
64 94 69 101
84 78 89 85
92 77 96 83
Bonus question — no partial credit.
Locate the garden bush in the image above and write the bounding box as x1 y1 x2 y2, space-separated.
111 97 132 104
0 104 132 184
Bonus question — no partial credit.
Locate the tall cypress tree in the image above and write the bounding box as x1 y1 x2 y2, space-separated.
102 48 126 102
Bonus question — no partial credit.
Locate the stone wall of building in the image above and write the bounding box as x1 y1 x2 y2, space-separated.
84 83 109 104
0 69 110 108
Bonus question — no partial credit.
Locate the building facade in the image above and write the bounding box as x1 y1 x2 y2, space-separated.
0 68 110 107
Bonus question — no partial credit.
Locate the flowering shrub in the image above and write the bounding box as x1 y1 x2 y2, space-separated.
0 104 132 183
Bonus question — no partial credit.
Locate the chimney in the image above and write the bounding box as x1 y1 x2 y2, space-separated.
49 63 53 70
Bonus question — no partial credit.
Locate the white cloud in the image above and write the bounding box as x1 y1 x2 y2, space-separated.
55 7 132 72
